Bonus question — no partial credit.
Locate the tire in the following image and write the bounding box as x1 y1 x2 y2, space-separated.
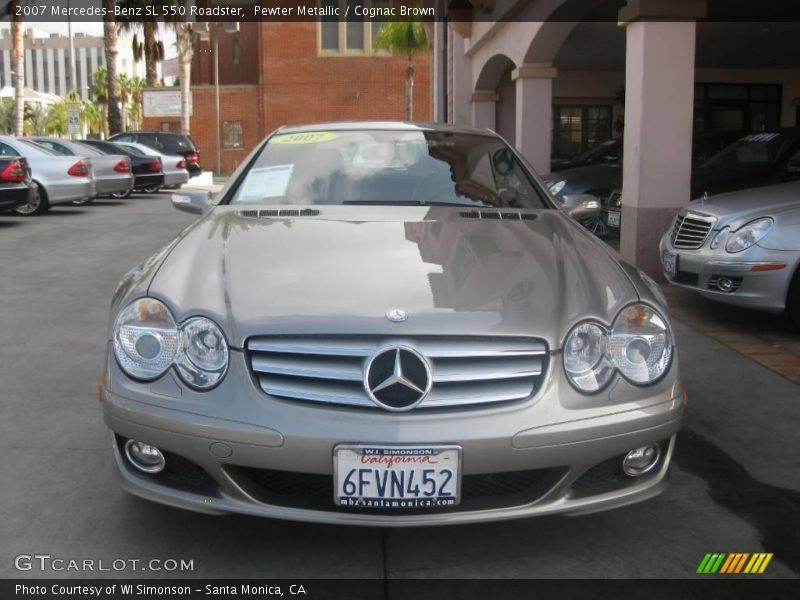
140 185 162 194
787 268 800 331
13 181 50 216
71 197 95 205
111 189 131 199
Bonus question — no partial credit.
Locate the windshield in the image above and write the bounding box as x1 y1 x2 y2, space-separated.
229 130 549 208
703 133 791 169
568 139 620 164
118 144 148 157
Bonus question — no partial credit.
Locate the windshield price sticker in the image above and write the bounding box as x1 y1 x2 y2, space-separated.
271 132 337 145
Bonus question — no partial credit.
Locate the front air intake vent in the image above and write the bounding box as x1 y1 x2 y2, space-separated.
237 208 320 218
459 210 537 221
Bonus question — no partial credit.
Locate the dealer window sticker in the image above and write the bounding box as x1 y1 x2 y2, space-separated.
238 164 294 201
271 132 337 145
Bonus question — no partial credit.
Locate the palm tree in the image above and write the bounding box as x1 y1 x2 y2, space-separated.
104 0 123 136
46 101 68 136
81 100 104 135
118 72 132 131
24 104 47 136
0 99 15 134
173 20 194 134
373 20 429 120
10 1 24 136
127 76 146 129
118 2 166 88
89 66 110 138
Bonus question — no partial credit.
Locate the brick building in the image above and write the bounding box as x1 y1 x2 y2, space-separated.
142 22 432 173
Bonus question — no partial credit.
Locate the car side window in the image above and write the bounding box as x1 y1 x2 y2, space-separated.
0 142 17 156
115 135 133 143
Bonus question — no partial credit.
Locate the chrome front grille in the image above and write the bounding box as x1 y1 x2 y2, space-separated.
247 336 548 409
670 212 715 249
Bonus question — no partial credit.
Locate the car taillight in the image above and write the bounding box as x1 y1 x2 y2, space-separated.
0 160 26 183
149 158 162 172
114 158 131 173
176 160 186 170
68 160 89 177
186 152 198 164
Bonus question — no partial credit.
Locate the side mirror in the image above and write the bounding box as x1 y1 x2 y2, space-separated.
172 188 212 215
562 194 601 220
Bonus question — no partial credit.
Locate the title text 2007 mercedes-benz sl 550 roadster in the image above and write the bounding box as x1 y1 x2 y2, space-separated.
101 122 683 526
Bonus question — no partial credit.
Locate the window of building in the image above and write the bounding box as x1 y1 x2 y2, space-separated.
694 83 781 133
224 121 244 148
232 32 240 64
318 0 390 56
552 105 613 158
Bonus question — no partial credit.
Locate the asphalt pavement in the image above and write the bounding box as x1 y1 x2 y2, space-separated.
0 195 798 580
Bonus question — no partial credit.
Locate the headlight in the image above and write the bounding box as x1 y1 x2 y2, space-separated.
563 322 615 392
608 305 672 385
113 299 229 390
563 304 673 392
175 317 229 389
113 298 180 380
725 218 773 253
548 180 566 196
709 226 729 250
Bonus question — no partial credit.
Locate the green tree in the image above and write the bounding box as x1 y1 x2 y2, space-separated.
118 2 167 87
118 72 132 130
373 19 428 120
45 101 68 136
24 104 47 136
89 66 110 138
0 99 15 134
10 1 24 136
81 100 104 134
104 0 123 136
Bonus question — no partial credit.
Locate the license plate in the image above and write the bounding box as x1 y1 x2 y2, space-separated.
334 445 461 509
663 251 678 278
607 210 621 227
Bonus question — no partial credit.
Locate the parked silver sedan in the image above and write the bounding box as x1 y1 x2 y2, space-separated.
28 137 133 202
0 135 94 215
659 180 800 327
114 141 189 191
103 123 683 526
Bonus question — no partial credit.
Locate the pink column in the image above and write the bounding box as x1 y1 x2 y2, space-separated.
620 18 698 276
471 91 499 130
513 64 556 176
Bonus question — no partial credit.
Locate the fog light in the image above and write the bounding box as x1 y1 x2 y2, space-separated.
124 439 166 474
622 444 661 476
717 277 734 292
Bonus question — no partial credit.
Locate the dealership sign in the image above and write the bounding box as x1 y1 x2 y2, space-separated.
143 90 192 117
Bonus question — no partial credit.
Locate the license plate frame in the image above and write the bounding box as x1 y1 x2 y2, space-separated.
607 209 621 228
663 251 678 278
333 444 462 510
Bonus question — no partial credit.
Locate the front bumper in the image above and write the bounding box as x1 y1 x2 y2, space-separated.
102 346 684 526
659 235 797 313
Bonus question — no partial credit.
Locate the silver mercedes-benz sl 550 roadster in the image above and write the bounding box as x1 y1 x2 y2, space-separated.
102 122 683 526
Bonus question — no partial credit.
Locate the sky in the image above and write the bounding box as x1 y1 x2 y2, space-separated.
0 22 104 36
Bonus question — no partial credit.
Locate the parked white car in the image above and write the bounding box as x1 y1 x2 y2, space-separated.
114 142 189 192
0 136 95 215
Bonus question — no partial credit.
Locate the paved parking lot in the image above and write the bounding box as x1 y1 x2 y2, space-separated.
1 195 798 580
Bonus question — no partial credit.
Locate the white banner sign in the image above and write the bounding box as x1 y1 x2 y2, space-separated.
143 90 192 118
67 105 81 135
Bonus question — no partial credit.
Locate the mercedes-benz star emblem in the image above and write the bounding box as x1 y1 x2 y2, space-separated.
386 308 409 323
364 346 432 411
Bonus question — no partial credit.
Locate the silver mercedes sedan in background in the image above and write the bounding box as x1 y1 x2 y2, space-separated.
102 122 683 525
28 137 133 202
0 135 95 215
659 180 800 328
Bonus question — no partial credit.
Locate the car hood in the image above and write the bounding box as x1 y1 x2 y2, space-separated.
147 206 638 349
684 180 800 226
542 164 622 196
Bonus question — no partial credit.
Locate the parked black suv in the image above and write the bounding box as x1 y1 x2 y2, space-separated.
108 132 201 177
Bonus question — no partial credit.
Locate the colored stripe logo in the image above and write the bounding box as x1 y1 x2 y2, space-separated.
697 553 773 574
